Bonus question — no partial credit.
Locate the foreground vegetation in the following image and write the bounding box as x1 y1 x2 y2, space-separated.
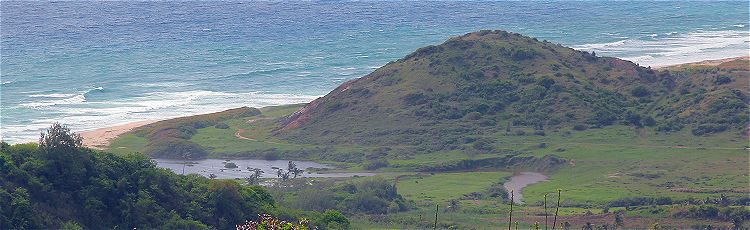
0 124 349 229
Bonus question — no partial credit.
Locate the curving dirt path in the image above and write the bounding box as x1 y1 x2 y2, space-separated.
234 128 281 144
235 129 255 140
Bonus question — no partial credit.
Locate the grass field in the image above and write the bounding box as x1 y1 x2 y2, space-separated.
396 171 511 204
107 106 749 228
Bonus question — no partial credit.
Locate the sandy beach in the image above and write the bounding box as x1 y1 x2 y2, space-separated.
80 120 158 149
680 56 749 66
656 56 749 69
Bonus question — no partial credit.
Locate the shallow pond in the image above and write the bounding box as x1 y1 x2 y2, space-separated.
154 158 374 179
502 172 548 204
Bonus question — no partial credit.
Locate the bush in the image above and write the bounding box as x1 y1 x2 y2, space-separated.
631 85 650 97
715 75 732 85
224 162 238 168
691 123 728 136
472 139 494 151
144 138 208 159
656 119 684 132
363 159 389 170
642 116 656 127
608 197 673 207
464 111 482 120
214 122 230 129
321 210 350 230
625 112 642 126
573 124 588 131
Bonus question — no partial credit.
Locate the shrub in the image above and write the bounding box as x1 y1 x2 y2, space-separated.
631 85 650 97
144 138 208 159
537 77 555 89
656 119 684 132
464 111 482 120
715 75 732 85
625 112 642 127
363 159 389 170
691 123 728 136
214 122 230 129
608 197 672 207
402 92 427 106
321 210 350 230
642 116 656 127
573 124 588 131
224 162 238 168
472 139 494 151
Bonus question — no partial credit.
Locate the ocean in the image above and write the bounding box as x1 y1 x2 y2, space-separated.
1 1 748 143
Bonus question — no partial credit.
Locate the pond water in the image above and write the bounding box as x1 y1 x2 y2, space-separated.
503 172 548 205
154 158 374 179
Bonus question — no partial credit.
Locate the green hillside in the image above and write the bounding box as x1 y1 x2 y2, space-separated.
100 31 750 229
276 30 748 150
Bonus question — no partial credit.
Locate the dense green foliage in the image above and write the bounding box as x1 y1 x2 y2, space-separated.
0 124 343 229
277 30 749 149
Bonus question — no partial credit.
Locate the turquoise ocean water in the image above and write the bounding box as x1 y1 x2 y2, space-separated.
1 1 748 143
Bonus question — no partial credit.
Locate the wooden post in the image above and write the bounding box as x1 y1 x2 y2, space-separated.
544 194 547 230
509 190 514 230
434 204 439 229
552 189 561 230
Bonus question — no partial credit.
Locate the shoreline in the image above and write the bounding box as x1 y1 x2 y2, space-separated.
653 56 749 69
80 119 159 150
78 55 749 150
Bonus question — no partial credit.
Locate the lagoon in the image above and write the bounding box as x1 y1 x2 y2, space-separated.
154 158 374 179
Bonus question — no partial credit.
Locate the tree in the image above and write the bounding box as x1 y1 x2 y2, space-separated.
288 161 303 179
39 123 91 191
39 123 82 153
246 168 264 185
9 188 35 229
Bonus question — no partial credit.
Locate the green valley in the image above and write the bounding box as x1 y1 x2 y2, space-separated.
9 30 749 229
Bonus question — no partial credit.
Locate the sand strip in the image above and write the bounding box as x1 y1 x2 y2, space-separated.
656 56 749 69
80 120 158 150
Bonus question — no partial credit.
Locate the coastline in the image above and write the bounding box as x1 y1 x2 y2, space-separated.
653 56 749 69
79 55 748 150
80 120 159 150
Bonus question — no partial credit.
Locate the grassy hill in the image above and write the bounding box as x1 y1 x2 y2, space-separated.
276 30 748 151
105 30 750 229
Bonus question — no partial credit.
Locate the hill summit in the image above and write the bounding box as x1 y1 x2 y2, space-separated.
277 30 748 149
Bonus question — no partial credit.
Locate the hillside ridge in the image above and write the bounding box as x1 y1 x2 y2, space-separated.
275 30 748 148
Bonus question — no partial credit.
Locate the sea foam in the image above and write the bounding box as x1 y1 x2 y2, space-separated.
575 29 750 67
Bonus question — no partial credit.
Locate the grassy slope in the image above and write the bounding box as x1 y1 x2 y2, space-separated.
105 31 749 228
108 101 747 203
111 110 747 228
